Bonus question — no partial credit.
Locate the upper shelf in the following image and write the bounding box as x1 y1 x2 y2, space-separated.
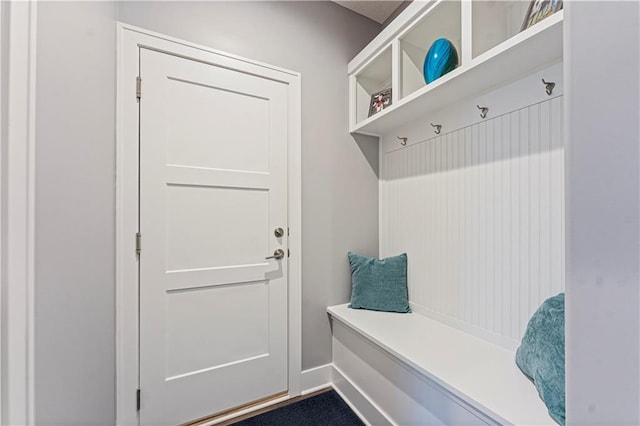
349 1 564 136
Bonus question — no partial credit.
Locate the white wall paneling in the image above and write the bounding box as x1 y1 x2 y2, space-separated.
380 64 565 348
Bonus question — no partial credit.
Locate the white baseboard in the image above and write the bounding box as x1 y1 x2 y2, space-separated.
331 365 393 426
204 365 331 425
201 363 369 425
300 363 332 395
205 362 417 426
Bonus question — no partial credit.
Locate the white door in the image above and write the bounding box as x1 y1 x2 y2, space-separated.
138 47 289 426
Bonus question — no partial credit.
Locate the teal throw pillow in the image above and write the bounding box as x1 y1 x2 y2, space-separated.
347 252 411 313
515 293 565 425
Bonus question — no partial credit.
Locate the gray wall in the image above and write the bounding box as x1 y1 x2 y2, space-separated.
35 2 117 425
565 1 640 424
117 1 381 371
34 2 379 424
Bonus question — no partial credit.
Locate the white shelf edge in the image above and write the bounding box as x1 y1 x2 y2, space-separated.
350 102 395 133
396 64 465 111
351 11 564 137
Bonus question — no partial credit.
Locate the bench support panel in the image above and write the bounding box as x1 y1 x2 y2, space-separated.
332 318 497 425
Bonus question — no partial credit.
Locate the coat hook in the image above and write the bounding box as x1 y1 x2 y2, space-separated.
542 79 555 96
431 123 442 135
477 105 489 119
397 136 408 146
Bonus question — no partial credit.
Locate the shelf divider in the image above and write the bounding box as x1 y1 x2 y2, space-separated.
461 0 473 65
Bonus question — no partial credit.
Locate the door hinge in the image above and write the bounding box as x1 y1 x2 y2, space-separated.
136 388 141 411
136 232 142 256
136 76 142 101
287 249 290 258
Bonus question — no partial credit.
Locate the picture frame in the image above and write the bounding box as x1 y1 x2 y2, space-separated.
521 0 563 31
368 88 392 117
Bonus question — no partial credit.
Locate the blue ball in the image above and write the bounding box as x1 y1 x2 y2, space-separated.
423 38 459 84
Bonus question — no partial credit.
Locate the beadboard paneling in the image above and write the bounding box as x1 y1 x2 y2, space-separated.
380 97 564 347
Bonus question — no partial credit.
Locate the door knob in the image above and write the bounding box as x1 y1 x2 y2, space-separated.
274 227 285 238
265 249 285 260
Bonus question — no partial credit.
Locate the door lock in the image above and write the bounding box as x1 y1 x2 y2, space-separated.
274 227 285 238
265 249 285 260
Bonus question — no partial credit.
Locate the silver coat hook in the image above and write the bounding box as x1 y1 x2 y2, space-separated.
397 136 407 146
477 105 489 119
542 79 555 96
431 123 442 135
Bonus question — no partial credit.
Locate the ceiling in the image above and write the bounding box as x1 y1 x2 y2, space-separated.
332 1 405 24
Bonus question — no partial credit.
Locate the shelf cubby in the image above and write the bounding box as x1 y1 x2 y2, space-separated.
399 0 462 99
353 45 393 126
472 0 530 59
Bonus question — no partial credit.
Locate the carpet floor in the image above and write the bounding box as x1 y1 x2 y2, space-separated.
232 390 364 426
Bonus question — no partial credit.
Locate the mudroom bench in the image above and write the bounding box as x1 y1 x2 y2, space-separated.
327 304 554 425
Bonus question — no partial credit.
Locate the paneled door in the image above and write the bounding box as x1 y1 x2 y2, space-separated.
138 47 289 426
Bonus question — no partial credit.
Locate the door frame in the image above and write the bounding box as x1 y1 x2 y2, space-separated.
1 1 37 424
115 23 302 426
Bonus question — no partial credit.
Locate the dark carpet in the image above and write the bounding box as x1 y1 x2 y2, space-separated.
233 390 364 426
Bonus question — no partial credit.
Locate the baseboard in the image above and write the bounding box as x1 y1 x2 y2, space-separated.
330 365 393 426
186 363 390 425
300 363 332 395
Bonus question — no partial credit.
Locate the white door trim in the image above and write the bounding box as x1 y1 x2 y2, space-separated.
116 23 302 426
1 1 37 424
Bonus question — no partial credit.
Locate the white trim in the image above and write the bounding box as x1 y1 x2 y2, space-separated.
287 67 303 399
2 1 37 425
460 0 472 65
0 3 5 419
391 38 401 105
115 24 141 426
116 23 303 426
300 364 332 395
119 23 299 79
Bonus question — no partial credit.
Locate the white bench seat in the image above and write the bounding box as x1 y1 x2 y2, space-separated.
328 304 554 425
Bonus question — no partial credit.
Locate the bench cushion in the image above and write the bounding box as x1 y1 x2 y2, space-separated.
347 252 411 313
